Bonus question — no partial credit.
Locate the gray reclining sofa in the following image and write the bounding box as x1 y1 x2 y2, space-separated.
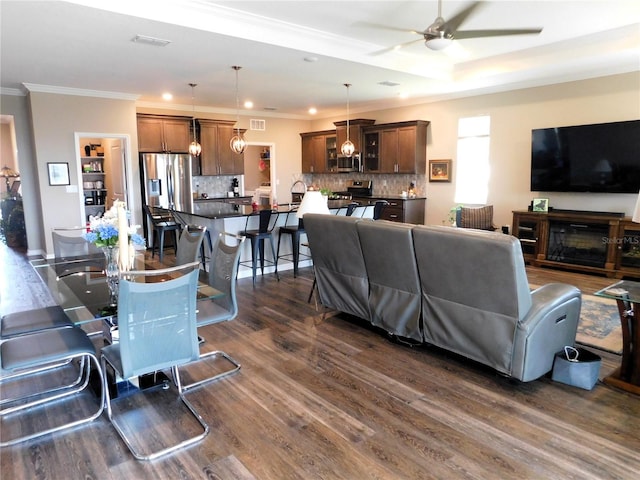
304 214 582 382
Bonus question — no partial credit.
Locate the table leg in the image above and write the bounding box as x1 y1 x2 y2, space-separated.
603 300 640 395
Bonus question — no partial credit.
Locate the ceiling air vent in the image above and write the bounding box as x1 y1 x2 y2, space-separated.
250 119 266 131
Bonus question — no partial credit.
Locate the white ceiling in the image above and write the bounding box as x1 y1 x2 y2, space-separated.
1 0 639 118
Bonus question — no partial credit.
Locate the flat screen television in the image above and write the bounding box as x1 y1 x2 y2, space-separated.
530 120 640 193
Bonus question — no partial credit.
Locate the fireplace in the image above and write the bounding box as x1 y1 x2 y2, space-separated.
547 221 608 268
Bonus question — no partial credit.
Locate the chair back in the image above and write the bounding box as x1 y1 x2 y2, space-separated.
144 204 179 228
357 220 422 341
244 209 278 234
304 214 370 320
175 224 206 266
373 200 389 220
52 228 100 259
345 202 359 217
201 233 245 325
116 264 200 379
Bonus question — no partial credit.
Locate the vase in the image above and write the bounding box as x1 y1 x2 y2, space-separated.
102 246 119 305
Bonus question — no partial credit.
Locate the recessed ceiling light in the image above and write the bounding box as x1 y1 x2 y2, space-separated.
398 92 409 99
132 34 171 47
162 92 173 101
304 56 319 62
308 107 317 115
244 100 254 109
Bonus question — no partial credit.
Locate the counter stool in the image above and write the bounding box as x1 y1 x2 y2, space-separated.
276 213 311 278
143 204 180 263
239 209 280 286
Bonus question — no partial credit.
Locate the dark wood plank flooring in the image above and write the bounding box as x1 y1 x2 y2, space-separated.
1 242 639 479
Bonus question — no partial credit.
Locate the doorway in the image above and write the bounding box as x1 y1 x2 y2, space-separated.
75 133 130 224
244 142 276 202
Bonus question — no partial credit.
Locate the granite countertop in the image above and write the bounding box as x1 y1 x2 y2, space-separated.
193 196 252 202
183 199 359 220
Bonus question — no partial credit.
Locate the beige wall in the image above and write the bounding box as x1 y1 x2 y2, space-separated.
29 92 138 256
2 71 638 255
309 72 640 227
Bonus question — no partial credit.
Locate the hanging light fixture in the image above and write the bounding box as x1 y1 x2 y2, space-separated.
340 83 355 157
230 65 247 155
188 83 201 156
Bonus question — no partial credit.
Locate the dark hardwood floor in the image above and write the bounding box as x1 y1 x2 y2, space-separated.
1 242 639 479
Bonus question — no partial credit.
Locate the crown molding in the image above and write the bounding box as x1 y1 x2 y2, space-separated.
1 87 27 96
22 83 139 101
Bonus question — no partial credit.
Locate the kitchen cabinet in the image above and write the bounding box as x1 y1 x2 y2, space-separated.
300 130 334 173
362 121 428 174
353 196 426 225
81 156 107 220
198 119 245 176
137 114 191 153
334 119 375 156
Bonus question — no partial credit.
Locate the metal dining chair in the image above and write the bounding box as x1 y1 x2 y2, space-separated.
52 227 100 259
100 261 209 461
178 232 245 392
175 224 207 267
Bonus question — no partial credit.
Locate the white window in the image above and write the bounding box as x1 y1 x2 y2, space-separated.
454 115 491 205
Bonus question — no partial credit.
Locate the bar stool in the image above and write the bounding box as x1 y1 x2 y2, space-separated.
276 211 310 278
143 204 180 262
239 209 280 286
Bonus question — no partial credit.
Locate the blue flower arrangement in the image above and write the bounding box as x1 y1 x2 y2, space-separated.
83 205 145 248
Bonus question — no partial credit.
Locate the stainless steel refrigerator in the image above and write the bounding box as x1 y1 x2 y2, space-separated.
140 153 193 240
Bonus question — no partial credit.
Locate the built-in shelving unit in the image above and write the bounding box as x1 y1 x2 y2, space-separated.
81 156 107 220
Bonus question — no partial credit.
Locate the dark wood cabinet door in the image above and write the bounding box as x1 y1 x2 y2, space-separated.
161 119 190 153
137 117 164 152
380 129 398 173
218 124 244 175
199 122 219 176
397 126 418 173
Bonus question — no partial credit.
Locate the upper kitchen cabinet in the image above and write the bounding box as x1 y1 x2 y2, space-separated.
137 114 191 153
362 120 429 174
198 119 245 176
301 130 334 173
334 119 375 155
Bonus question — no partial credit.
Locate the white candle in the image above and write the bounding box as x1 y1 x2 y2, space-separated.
117 201 129 272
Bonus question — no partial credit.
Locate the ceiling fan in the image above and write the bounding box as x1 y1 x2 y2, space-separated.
371 0 543 53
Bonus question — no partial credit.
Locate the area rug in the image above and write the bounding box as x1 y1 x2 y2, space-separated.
577 294 622 354
530 285 622 354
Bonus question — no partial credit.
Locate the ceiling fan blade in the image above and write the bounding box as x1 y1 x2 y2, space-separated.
369 38 424 56
353 21 425 35
442 1 483 32
454 28 543 40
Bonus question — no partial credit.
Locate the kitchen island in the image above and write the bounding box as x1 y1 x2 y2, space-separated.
172 199 371 279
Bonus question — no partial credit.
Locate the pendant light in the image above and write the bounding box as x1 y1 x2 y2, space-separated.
230 65 247 155
188 83 201 156
340 83 355 157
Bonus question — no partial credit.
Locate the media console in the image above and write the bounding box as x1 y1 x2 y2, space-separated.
512 210 640 279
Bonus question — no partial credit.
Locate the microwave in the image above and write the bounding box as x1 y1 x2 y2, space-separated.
336 154 361 173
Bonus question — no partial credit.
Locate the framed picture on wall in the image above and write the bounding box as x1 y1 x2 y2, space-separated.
532 198 549 212
47 162 70 186
429 159 452 182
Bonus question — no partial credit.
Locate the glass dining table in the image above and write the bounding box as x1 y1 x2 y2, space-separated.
31 252 222 327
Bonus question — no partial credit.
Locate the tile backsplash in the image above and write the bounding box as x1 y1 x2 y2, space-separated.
194 173 426 200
